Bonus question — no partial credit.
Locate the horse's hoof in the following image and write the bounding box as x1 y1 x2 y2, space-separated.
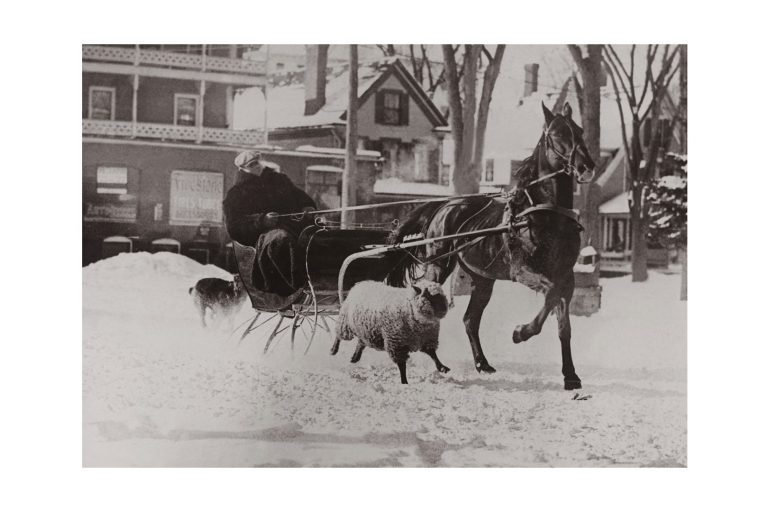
564 379 582 390
475 362 497 374
513 326 525 344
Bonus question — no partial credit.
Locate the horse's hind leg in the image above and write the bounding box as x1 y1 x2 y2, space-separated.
513 289 560 343
464 275 496 373
555 279 581 390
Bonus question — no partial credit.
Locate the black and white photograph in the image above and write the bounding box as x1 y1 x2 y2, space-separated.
9 0 768 510
81 43 687 468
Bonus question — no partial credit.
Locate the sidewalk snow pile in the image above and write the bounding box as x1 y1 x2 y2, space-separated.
83 252 686 467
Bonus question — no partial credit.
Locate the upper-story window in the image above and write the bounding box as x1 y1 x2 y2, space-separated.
88 86 116 120
375 89 409 126
174 94 199 126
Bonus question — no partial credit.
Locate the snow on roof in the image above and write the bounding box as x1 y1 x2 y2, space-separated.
295 145 381 158
306 165 343 173
374 178 505 197
374 178 452 197
483 90 629 162
599 191 631 214
235 59 397 131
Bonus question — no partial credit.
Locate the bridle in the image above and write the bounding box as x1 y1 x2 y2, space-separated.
505 116 588 231
543 115 581 179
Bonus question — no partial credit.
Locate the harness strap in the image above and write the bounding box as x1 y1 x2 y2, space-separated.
514 203 583 230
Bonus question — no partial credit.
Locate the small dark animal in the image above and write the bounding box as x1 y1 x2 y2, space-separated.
331 280 450 384
189 275 247 328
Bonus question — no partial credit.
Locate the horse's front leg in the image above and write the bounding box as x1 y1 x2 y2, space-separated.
513 288 560 344
464 275 496 373
555 280 581 390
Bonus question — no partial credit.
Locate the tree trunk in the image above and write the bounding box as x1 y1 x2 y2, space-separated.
473 46 505 175
342 44 358 227
454 45 481 194
630 185 648 282
580 45 603 250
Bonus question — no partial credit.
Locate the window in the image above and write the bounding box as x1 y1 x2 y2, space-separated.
169 170 223 226
96 166 128 195
484 159 495 182
84 166 138 223
375 89 409 126
88 86 115 120
174 94 199 126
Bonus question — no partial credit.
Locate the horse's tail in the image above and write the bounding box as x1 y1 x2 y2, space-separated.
386 200 453 287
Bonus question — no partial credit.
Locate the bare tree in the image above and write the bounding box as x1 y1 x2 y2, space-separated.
603 44 681 282
567 45 604 251
377 44 447 98
442 44 506 194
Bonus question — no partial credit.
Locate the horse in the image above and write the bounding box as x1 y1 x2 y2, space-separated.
386 102 596 390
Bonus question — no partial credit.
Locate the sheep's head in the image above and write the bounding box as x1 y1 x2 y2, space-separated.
410 281 448 321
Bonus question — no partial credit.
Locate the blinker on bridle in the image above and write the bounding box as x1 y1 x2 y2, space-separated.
543 115 580 179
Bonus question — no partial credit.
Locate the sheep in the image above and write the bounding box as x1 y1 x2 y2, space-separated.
330 280 450 384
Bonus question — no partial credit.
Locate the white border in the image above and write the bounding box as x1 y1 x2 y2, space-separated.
6 1 768 511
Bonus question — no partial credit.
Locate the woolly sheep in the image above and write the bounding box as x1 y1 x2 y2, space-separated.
331 280 450 384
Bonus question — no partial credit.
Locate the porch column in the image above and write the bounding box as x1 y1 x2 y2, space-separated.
132 45 140 138
197 79 206 143
131 74 139 138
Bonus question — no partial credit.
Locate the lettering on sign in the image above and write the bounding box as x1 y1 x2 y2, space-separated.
169 170 224 226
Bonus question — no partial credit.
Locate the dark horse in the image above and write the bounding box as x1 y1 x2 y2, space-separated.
387 103 595 390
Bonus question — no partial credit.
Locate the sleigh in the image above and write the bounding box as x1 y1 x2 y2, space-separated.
231 219 397 353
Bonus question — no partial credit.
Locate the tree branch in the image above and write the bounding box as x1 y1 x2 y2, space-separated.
605 59 634 176
568 44 586 75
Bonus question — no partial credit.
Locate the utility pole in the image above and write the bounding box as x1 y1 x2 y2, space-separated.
342 44 358 227
263 44 270 146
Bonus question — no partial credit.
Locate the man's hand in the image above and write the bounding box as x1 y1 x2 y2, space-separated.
300 206 316 220
264 212 279 229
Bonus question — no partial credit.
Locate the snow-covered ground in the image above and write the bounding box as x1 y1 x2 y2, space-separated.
83 252 686 467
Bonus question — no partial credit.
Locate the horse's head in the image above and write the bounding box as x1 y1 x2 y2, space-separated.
541 102 596 183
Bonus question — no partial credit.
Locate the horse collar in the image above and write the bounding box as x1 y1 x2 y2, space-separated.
514 203 584 231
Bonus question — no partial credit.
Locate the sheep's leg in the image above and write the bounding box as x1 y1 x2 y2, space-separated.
330 337 340 355
389 346 410 384
350 341 365 363
422 348 450 374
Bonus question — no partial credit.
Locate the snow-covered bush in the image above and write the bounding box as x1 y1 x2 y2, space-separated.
648 153 687 248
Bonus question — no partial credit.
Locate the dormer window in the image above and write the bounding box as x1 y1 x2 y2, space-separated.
375 89 409 126
174 94 199 126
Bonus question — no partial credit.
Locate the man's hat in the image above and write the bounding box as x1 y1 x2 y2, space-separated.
234 150 263 170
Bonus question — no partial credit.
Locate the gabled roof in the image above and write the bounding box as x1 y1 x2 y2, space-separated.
235 58 447 131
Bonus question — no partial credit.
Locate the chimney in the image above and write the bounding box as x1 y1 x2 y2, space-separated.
304 44 329 116
524 63 539 97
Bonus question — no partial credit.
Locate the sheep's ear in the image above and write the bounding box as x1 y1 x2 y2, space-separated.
411 284 422 296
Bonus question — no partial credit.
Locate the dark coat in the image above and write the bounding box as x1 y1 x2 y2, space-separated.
223 167 316 246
